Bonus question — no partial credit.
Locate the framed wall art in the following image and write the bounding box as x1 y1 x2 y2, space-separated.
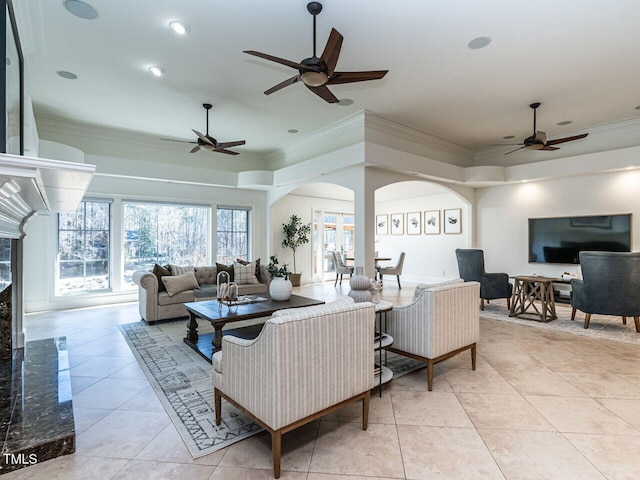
376 214 388 235
406 212 421 235
444 208 462 234
390 213 404 235
424 210 440 234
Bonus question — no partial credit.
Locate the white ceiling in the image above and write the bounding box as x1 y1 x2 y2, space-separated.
13 0 640 159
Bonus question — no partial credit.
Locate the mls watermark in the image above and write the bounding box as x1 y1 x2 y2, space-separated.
3 453 38 467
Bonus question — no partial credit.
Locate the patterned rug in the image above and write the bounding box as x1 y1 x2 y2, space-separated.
119 318 424 459
480 299 640 346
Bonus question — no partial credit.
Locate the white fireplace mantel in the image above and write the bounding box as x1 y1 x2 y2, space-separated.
0 153 96 349
0 153 95 238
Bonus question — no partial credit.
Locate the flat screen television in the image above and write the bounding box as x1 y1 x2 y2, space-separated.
528 214 632 264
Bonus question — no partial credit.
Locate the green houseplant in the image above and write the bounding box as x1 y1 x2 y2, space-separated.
281 214 311 287
267 255 293 301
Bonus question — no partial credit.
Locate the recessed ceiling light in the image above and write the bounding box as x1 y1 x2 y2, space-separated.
57 70 78 80
287 129 299 134
557 120 572 126
468 36 491 50
169 21 189 35
503 135 515 140
63 0 98 19
337 98 354 106
148 66 166 77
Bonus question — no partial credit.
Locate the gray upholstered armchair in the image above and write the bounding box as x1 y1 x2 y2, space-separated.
212 298 375 478
455 248 512 310
571 251 640 332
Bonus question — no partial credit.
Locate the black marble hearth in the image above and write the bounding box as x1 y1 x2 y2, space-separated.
0 285 11 361
0 337 75 474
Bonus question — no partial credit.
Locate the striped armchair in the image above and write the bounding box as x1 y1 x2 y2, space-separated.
212 298 375 479
385 279 480 391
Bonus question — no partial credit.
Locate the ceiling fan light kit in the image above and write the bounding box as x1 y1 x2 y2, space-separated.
490 102 589 155
243 2 389 103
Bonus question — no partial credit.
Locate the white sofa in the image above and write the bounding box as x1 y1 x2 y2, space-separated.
385 279 480 390
132 264 270 324
212 297 375 478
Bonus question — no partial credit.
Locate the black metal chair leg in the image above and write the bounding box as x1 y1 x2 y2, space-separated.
396 275 401 289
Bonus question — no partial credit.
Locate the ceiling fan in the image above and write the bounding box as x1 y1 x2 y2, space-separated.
162 103 246 155
243 2 388 104
490 102 588 155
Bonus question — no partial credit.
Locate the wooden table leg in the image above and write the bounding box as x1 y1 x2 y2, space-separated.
212 322 225 352
186 312 199 342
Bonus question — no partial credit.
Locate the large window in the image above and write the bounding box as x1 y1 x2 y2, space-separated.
58 200 111 295
0 238 11 292
123 202 209 286
217 207 249 264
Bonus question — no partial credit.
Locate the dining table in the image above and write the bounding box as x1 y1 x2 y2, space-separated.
345 256 392 279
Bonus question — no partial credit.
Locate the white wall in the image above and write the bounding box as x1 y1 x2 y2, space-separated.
23 175 268 312
375 190 471 283
475 169 640 279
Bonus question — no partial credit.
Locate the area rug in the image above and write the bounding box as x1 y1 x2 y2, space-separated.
481 299 640 346
119 319 425 459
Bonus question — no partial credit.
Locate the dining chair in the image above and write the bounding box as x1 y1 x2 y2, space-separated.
331 250 354 286
378 252 406 289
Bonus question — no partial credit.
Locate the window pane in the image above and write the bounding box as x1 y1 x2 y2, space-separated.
123 202 209 287
57 200 111 295
0 238 11 291
216 207 249 264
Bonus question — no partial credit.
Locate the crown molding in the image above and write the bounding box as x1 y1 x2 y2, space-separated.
264 111 366 170
363 112 475 167
35 116 265 167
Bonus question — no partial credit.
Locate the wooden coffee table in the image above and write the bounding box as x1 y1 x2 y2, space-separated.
184 294 324 362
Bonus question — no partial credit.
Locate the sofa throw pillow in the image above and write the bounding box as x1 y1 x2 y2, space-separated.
170 264 195 276
236 258 261 283
215 263 234 282
162 272 199 296
152 264 171 293
234 261 261 285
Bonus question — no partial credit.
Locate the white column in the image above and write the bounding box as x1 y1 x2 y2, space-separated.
353 167 377 279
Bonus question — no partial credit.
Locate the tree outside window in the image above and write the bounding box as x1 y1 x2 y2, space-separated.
217 207 249 264
123 202 209 287
57 200 110 294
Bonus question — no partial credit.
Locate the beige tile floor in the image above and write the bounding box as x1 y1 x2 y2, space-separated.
6 281 640 479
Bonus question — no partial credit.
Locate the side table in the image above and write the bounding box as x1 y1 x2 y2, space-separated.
374 301 393 397
509 275 558 322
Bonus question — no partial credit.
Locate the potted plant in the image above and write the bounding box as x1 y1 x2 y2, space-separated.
281 214 311 287
267 255 293 301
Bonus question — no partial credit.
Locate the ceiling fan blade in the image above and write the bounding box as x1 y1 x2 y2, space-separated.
546 133 589 146
243 50 315 72
488 143 525 147
264 75 301 95
192 129 215 146
504 146 526 156
327 70 389 85
319 28 343 76
190 145 201 154
540 146 560 151
160 138 197 144
306 84 339 103
215 140 246 149
214 148 240 155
